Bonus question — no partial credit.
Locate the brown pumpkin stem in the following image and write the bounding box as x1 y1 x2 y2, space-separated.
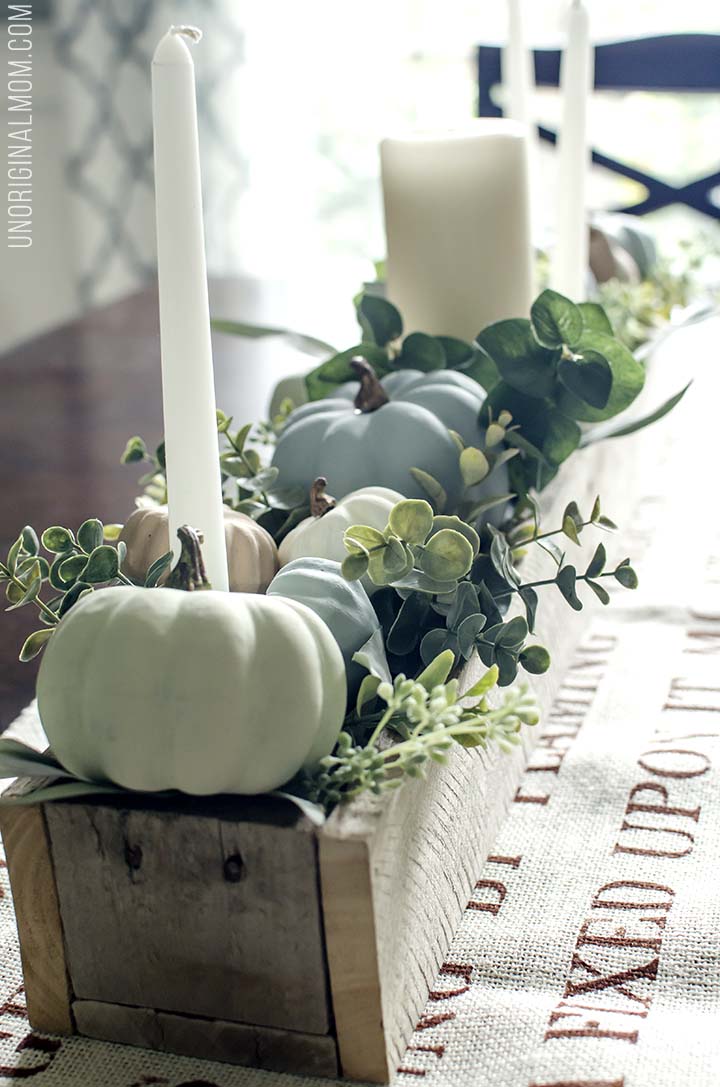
165 525 212 592
310 477 337 518
351 357 389 413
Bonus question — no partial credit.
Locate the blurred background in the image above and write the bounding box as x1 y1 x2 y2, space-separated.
0 0 719 350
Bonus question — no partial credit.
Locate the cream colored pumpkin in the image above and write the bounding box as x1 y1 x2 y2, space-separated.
279 482 403 567
37 586 346 795
120 506 279 593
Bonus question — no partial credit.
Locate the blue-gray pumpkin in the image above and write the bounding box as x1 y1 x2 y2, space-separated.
271 359 467 503
267 556 385 697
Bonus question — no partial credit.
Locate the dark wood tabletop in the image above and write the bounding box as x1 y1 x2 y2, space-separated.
0 276 358 730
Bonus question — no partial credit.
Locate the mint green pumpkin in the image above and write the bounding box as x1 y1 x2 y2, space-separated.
272 361 480 503
267 557 385 696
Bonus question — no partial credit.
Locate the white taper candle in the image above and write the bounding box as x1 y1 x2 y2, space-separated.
152 26 228 590
550 0 594 301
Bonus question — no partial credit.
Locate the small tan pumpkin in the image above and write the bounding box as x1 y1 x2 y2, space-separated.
119 505 279 593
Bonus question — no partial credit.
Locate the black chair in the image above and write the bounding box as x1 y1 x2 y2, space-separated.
477 34 720 220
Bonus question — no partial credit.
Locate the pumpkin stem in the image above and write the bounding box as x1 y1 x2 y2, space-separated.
351 357 389 413
310 477 337 518
165 525 213 592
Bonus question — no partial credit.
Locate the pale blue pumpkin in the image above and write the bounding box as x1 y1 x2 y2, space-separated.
267 557 385 696
272 362 481 503
336 368 487 448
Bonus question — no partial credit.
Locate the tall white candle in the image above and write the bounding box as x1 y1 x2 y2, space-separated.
505 0 533 129
152 26 228 590
381 121 532 342
550 0 594 301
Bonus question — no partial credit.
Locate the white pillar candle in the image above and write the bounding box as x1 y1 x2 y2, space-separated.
381 121 532 343
504 0 533 129
550 0 594 301
152 26 228 590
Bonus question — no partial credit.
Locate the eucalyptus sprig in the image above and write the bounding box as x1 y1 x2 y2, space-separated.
0 519 161 662
304 654 538 808
122 412 308 542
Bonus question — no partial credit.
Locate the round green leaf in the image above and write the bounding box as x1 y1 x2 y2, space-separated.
83 546 119 584
475 319 558 399
344 525 385 551
19 628 54 662
556 331 645 422
388 500 434 545
382 537 413 578
557 350 612 410
429 516 480 557
614 565 638 589
397 332 446 372
520 645 551 674
420 529 474 581
357 294 403 347
58 554 88 584
530 289 584 349
41 526 74 554
341 553 369 581
459 447 489 487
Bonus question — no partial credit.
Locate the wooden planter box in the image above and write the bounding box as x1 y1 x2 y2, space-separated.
0 398 657 1080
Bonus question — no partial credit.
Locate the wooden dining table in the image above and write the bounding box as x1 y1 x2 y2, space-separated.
0 275 360 732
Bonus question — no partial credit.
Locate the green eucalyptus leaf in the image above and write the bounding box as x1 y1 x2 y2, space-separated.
304 343 391 401
357 294 403 346
388 499 434 545
497 615 528 648
530 289 584 349
77 519 104 554
556 565 583 611
457 613 487 659
383 536 413 578
557 349 612 410
585 542 606 578
459 343 501 391
387 593 431 656
419 630 455 669
19 627 54 662
590 495 601 523
409 469 447 513
597 514 618 530
447 581 481 629
397 332 445 372
495 647 519 686
103 523 123 542
58 582 92 618
58 554 88 583
42 526 74 554
49 552 76 591
352 628 392 684
556 331 645 422
578 301 613 336
520 645 551 674
519 586 538 633
5 575 41 612
475 319 558 399
144 550 173 588
420 529 474 581
341 553 369 581
392 570 458 595
436 336 474 369
83 546 119 584
429 516 480 558
477 581 503 627
20 526 39 556
345 524 385 551
489 528 520 588
460 447 489 487
121 436 147 464
615 565 639 589
465 493 515 523
587 578 610 604
484 384 581 468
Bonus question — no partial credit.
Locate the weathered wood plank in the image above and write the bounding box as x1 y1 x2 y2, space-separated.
320 425 651 1081
73 999 339 1077
45 798 330 1034
0 777 73 1035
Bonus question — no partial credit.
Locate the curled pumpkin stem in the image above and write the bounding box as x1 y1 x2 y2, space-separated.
351 357 389 413
310 477 337 518
165 525 212 592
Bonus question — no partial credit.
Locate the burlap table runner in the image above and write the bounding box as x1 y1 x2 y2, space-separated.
1 318 718 1086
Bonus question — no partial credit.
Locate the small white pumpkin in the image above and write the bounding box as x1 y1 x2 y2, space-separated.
120 505 279 594
279 479 403 567
37 585 346 796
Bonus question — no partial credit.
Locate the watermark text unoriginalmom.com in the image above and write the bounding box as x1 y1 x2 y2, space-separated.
7 3 32 247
